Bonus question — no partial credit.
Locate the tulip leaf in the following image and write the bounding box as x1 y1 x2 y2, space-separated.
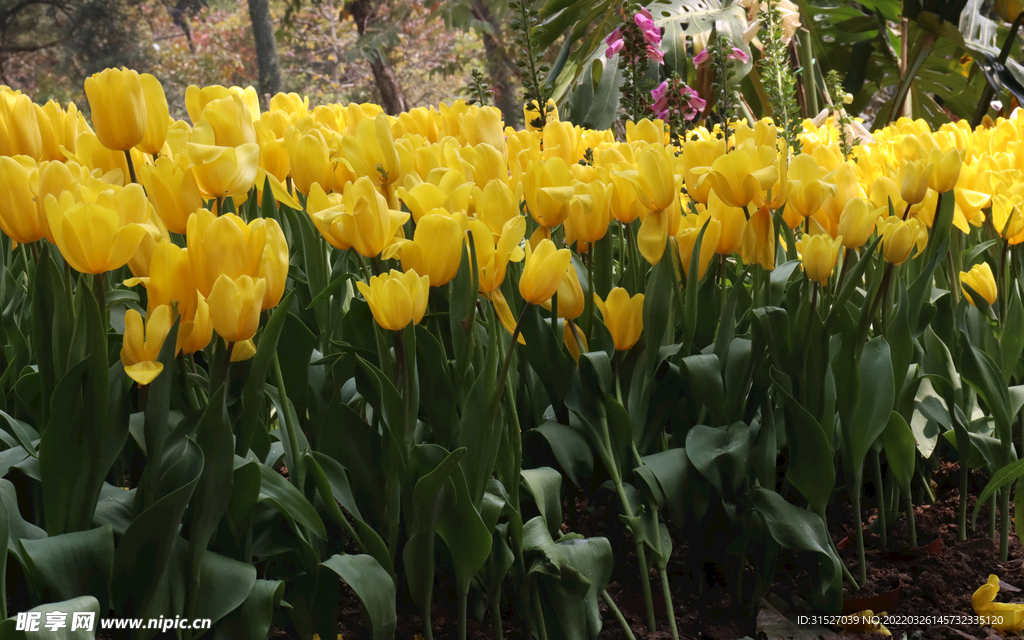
520 303 570 415
685 423 752 502
0 410 37 456
135 315 182 514
521 467 563 537
848 337 895 473
192 550 257 632
960 334 1014 443
20 525 115 615
0 487 6 619
530 420 595 488
635 448 693 526
449 236 480 367
238 291 294 456
436 464 493 600
644 237 677 368
287 205 330 334
973 458 1024 525
682 218 712 350
321 554 397 640
28 245 60 425
824 235 881 331
257 463 327 540
38 357 88 535
210 578 284 640
1000 287 1024 384
680 355 726 425
458 316 503 504
415 325 455 445
879 411 916 495
187 385 234 624
771 368 835 515
752 306 790 367
0 595 101 640
750 487 842 614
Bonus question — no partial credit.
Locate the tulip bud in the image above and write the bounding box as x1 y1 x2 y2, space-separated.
85 68 147 151
594 287 645 351
676 216 721 280
797 233 843 283
877 216 926 265
187 142 259 199
207 274 267 343
837 197 882 249
137 74 170 155
356 269 430 331
286 128 332 195
545 263 585 320
391 210 464 287
0 156 46 244
928 148 962 193
470 216 526 294
960 262 998 306
899 159 931 205
519 238 572 305
139 157 203 234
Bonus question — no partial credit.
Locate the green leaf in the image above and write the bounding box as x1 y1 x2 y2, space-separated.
848 337 895 472
521 467 563 537
135 314 181 514
1000 287 1024 385
38 358 87 535
436 466 493 599
635 448 693 526
771 369 835 515
20 526 115 615
680 355 726 425
643 237 677 368
210 579 283 640
879 411 916 495
258 464 327 540
684 422 751 501
0 596 101 640
0 410 37 456
960 336 1014 443
750 487 842 614
192 550 257 634
321 554 397 640
237 291 294 456
531 420 594 487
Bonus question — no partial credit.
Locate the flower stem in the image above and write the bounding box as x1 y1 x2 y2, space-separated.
601 590 636 640
123 149 138 184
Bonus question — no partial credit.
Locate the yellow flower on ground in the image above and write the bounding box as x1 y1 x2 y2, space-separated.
973 575 1024 633
519 238 571 305
356 269 430 331
594 288 644 351
960 263 998 306
84 68 146 151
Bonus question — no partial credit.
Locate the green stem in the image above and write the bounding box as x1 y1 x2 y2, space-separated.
958 461 968 541
851 485 867 586
613 480 656 632
601 590 636 640
178 354 201 412
490 594 503 640
872 449 887 550
123 149 138 184
93 272 107 327
904 488 917 549
532 585 549 640
458 590 468 640
1000 485 1011 561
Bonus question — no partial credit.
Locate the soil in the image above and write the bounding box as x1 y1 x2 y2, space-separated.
279 462 1022 640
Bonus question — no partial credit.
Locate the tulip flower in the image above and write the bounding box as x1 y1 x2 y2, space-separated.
564 321 588 363
207 274 267 343
44 183 153 274
0 89 43 158
286 128 332 195
139 157 203 234
523 99 559 132
622 144 680 212
899 159 931 206
473 180 523 237
544 263 585 320
306 183 352 250
960 263 998 306
356 269 430 331
188 142 259 199
568 180 612 249
341 114 402 187
877 216 926 265
463 105 505 151
125 241 198 321
182 295 214 355
739 205 776 271
121 305 185 385
386 210 464 287
701 141 779 209
0 156 46 244
137 74 169 155
519 238 572 305
470 217 525 294
542 120 581 165
84 68 147 151
928 148 962 193
192 94 257 148
682 139 725 205
797 233 843 283
524 157 576 229
594 288 644 351
35 160 89 244
333 176 410 258
676 214 721 280
837 197 883 249
185 85 231 124
708 191 746 255
786 153 836 217
626 119 665 145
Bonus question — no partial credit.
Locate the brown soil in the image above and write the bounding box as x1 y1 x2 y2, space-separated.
285 462 1022 640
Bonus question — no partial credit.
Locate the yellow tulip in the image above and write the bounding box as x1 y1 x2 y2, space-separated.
255 121 290 183
708 191 746 255
786 153 836 217
797 233 843 283
186 209 287 308
928 148 961 193
188 142 259 199
125 241 198 321
676 215 721 280
84 68 147 151
973 575 1024 633
623 144 679 211
207 274 267 343
524 157 576 228
877 216 926 265
637 203 682 265
396 180 446 223
121 305 185 385
608 169 645 224
342 114 402 187
682 138 726 205
542 120 581 164
519 238 571 305
191 94 257 148
334 176 409 258
44 183 153 274
960 263 998 306
489 289 526 345
544 263 585 320
286 128 332 195
991 194 1024 239
139 157 203 234
128 213 169 278
564 321 588 363
626 119 666 145
821 161 860 225
469 217 525 294
473 180 523 237
739 205 776 271
899 159 931 206
568 180 612 249
594 288 644 351
388 210 464 287
185 85 231 124
837 197 882 249
137 74 169 155
182 296 214 355
463 106 505 151
0 89 42 158
67 131 131 183
356 269 430 331
306 182 351 250
36 160 89 243
0 156 46 244
701 142 779 209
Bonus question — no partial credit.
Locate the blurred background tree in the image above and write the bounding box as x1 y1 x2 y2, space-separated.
1 0 486 118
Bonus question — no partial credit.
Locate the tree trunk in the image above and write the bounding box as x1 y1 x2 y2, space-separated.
247 0 282 99
348 0 408 115
470 0 521 128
